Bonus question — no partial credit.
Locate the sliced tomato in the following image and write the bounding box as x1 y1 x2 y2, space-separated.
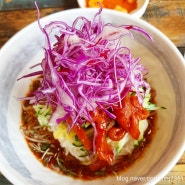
67 117 92 151
113 95 132 131
129 114 140 140
130 96 149 120
72 123 93 151
89 157 108 172
95 128 113 164
90 108 114 164
113 95 149 140
90 107 109 130
107 126 125 141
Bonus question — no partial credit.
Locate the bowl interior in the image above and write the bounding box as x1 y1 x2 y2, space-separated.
0 8 185 185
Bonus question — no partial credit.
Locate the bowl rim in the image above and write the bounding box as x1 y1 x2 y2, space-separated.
0 7 185 185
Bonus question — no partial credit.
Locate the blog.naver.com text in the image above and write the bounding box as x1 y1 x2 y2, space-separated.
116 175 184 183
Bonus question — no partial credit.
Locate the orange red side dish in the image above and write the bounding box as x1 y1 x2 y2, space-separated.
86 0 137 13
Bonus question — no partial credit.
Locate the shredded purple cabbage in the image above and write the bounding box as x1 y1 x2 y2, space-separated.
18 7 153 127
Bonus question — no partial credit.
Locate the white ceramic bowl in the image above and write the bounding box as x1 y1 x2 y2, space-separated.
0 8 185 185
77 0 149 18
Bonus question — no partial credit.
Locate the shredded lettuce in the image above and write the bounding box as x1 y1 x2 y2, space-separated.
33 104 52 126
142 90 163 111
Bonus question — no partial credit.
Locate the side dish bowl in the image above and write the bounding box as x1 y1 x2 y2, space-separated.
0 8 185 185
77 0 149 18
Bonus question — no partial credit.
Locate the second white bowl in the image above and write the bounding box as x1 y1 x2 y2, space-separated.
77 0 149 18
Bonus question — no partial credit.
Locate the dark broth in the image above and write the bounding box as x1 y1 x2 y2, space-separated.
20 78 157 180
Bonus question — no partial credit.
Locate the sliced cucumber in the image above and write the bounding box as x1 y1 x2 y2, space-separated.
33 104 52 126
134 119 148 146
116 133 131 153
112 119 148 154
72 142 83 147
